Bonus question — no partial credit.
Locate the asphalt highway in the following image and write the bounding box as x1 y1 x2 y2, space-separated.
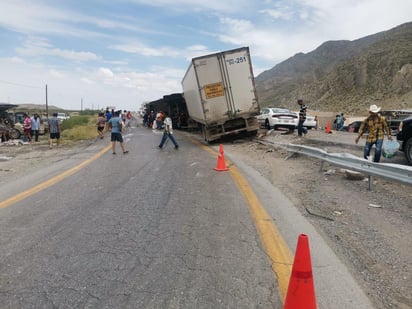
0 126 376 308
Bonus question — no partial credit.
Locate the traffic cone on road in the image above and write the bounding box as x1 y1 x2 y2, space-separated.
214 144 229 171
325 121 332 134
283 234 317 309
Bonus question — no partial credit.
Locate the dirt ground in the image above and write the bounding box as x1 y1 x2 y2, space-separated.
222 129 412 309
1 130 411 308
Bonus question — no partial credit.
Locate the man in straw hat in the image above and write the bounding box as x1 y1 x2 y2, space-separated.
355 104 392 162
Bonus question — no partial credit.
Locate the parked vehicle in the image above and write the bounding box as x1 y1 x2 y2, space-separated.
303 114 317 129
57 112 69 121
0 104 21 140
257 108 298 131
396 115 412 165
380 109 412 132
292 111 317 129
181 47 260 142
342 121 364 133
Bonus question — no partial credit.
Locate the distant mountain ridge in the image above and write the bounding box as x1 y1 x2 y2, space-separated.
255 22 412 114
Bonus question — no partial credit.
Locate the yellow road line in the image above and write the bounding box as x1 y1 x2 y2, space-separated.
0 145 111 209
4 135 293 302
194 139 293 302
229 165 293 301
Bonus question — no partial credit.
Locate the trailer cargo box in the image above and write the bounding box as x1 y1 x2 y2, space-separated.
182 47 260 142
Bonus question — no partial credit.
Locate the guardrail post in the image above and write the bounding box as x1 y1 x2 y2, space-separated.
319 161 324 173
368 175 372 191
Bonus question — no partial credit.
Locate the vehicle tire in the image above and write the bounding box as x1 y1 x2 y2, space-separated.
264 119 271 130
405 138 412 165
10 128 21 139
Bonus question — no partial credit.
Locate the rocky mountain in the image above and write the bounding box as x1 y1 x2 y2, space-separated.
255 22 412 114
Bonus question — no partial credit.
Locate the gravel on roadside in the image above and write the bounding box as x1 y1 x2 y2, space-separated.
222 129 412 309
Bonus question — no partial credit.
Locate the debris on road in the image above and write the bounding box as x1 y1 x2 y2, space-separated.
368 203 382 208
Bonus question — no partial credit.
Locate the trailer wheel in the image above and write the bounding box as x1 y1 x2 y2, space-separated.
10 128 21 139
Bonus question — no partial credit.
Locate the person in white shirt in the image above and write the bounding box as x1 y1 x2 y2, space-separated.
158 111 179 149
31 113 41 142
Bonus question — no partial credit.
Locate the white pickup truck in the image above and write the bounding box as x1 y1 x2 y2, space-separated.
57 112 69 121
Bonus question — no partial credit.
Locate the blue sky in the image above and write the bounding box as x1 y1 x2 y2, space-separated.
0 0 411 111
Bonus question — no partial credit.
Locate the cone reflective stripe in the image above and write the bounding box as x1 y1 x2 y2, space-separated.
214 144 229 171
283 234 317 309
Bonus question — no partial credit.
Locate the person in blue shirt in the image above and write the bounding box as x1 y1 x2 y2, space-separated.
108 111 128 155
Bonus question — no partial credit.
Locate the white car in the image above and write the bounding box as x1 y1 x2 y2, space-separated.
57 112 69 121
293 112 317 129
257 107 299 131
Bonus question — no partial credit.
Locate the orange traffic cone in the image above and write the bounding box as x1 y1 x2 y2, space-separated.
214 144 229 171
325 121 331 134
283 234 317 309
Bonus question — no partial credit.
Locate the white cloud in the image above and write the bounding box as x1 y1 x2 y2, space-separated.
124 0 252 12
298 0 412 39
1 0 411 110
111 43 181 57
98 68 115 78
49 69 66 79
80 78 95 85
15 37 100 61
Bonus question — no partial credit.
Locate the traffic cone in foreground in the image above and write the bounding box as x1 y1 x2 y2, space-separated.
325 121 331 134
283 234 317 309
214 144 229 171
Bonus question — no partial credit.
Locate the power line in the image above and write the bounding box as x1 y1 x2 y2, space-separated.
0 79 43 89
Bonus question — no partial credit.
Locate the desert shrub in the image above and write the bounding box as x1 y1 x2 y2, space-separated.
61 115 97 141
79 110 100 116
61 115 90 130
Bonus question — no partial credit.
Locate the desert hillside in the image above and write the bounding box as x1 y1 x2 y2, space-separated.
255 22 412 115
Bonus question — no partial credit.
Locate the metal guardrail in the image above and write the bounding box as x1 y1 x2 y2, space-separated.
258 140 412 190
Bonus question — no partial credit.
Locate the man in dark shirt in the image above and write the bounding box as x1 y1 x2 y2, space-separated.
297 99 308 137
48 112 61 149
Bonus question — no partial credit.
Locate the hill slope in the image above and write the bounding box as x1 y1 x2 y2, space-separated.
255 22 412 114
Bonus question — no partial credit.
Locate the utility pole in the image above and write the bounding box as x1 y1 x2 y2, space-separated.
45 84 49 116
81 97 83 111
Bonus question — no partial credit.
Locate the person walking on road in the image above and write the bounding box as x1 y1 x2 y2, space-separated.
48 112 61 149
96 112 106 139
158 111 179 149
297 99 308 137
355 104 392 162
108 111 128 155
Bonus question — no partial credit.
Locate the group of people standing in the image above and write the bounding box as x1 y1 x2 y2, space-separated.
22 112 62 148
334 113 346 131
99 108 178 153
97 109 129 154
22 113 40 143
